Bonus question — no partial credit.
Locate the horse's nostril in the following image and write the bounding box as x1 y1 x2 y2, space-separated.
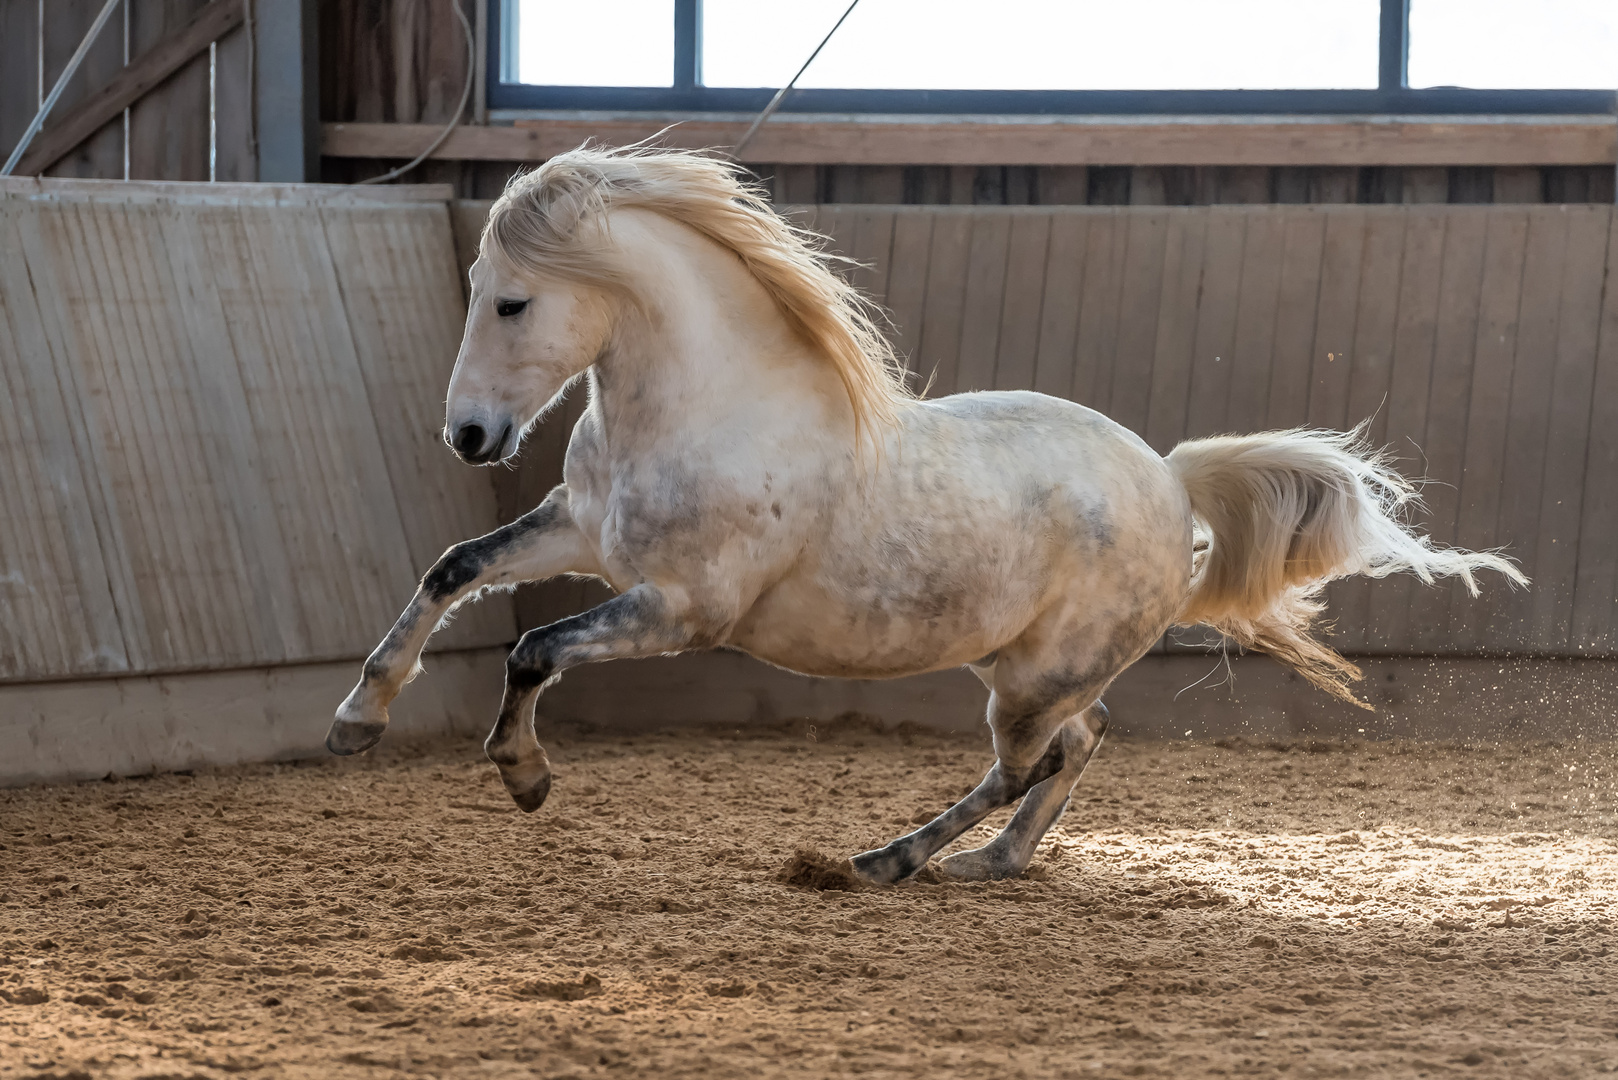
452 423 486 457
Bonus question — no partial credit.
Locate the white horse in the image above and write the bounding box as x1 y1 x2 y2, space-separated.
327 145 1524 884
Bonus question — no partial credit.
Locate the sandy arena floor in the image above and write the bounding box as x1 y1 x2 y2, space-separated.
2 722 1616 1079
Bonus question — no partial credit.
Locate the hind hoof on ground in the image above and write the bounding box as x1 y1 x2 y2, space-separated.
504 773 552 813
937 847 1019 882
850 844 916 886
325 718 387 756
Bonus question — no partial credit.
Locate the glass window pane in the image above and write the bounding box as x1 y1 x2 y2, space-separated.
1410 0 1618 89
703 0 1378 90
514 0 674 86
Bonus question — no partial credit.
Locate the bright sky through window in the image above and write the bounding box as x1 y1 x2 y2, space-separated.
702 0 1378 90
1408 0 1617 89
516 0 675 86
513 0 1618 92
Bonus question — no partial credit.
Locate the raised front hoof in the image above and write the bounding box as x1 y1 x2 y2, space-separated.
325 718 387 756
937 846 1021 882
502 772 553 813
850 844 919 886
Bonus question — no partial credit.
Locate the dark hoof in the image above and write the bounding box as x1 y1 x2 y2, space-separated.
506 773 552 813
850 844 917 886
325 719 386 756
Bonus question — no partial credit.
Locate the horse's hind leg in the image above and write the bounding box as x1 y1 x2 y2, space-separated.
937 703 1109 881
848 688 1106 885
326 486 596 756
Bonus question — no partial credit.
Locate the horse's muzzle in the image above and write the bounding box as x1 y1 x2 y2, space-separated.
447 420 511 465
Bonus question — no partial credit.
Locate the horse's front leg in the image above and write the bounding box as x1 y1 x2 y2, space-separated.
486 584 708 810
326 486 598 756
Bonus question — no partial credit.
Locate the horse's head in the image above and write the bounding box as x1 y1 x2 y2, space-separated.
445 142 911 466
445 250 613 465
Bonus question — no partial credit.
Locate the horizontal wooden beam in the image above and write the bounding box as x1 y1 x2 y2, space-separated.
17 0 245 177
322 115 1618 167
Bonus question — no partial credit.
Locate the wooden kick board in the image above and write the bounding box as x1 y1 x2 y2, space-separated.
0 179 514 683
480 201 1618 660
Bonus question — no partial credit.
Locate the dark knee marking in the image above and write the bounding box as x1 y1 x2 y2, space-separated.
1004 738 1068 801
504 641 557 695
421 545 487 602
421 500 563 602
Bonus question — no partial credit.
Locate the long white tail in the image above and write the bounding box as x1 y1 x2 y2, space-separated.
1165 424 1527 706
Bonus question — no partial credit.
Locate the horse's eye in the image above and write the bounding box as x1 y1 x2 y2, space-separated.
496 298 529 318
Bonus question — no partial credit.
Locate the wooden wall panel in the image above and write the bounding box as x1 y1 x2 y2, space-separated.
1403 212 1488 651
0 201 130 680
1571 216 1618 655
319 200 514 650
0 179 514 683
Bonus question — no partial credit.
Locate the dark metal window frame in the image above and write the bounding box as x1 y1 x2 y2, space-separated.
489 0 1616 115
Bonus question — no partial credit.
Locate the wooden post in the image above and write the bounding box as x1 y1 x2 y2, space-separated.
255 0 318 181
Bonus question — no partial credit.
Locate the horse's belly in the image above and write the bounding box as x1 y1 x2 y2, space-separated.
727 599 996 679
726 557 1055 680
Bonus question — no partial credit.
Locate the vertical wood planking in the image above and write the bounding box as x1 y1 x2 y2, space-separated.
1486 207 1570 650
914 211 973 395
1344 210 1409 444
1068 209 1125 407
321 201 518 651
1448 208 1530 650
1367 207 1447 650
883 210 934 387
953 213 1013 392
1262 207 1327 431
1030 213 1090 401
991 212 1051 391
1305 209 1369 430
1334 209 1411 651
1105 210 1170 434
1404 210 1489 651
1143 210 1210 455
234 200 419 656
128 0 211 181
847 207 897 308
1182 208 1247 439
159 205 306 663
7 196 152 672
1526 205 1610 651
1570 214 1618 656
41 0 126 179
0 201 130 678
1222 208 1286 435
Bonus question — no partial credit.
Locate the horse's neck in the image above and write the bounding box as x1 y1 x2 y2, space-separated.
590 223 849 456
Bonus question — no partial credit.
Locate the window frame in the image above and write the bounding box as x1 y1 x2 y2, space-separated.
488 0 1617 116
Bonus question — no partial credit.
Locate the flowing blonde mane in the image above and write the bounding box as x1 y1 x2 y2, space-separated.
481 142 912 446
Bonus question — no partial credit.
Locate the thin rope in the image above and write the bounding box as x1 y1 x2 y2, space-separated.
358 0 475 185
729 0 860 161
